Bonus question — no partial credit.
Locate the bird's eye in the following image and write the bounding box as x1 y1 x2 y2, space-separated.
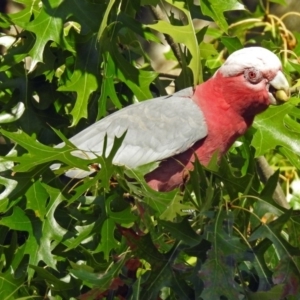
244 68 262 84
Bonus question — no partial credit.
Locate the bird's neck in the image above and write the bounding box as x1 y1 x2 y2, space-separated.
193 76 257 126
192 78 256 164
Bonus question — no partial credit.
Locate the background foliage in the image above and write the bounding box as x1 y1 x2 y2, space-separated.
0 0 300 299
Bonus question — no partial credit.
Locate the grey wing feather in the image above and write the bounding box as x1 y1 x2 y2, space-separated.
54 87 207 177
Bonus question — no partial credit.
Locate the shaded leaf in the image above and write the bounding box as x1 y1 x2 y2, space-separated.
199 246 241 299
273 256 300 297
158 218 200 247
199 210 246 298
247 284 285 300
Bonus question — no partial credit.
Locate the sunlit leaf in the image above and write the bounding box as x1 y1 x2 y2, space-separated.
200 0 245 32
147 0 202 85
58 35 100 125
252 99 300 157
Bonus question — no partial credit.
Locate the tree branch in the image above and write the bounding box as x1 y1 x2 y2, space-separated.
149 5 183 67
256 156 290 209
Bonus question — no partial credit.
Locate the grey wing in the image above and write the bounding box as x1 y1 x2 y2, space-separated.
55 87 207 176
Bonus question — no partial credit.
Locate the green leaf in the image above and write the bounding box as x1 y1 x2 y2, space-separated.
250 240 274 291
0 184 71 279
5 1 40 27
200 0 245 32
268 0 287 5
158 218 200 247
63 0 103 33
58 34 100 125
205 210 248 259
0 129 93 172
108 40 157 100
199 247 241 299
98 52 122 117
95 218 119 261
0 206 32 231
70 256 125 287
118 13 161 44
125 168 194 220
25 180 48 221
29 184 69 270
95 195 136 260
199 42 218 59
19 0 102 74
97 0 117 43
123 232 191 300
252 99 300 157
0 207 39 280
158 195 195 221
147 0 202 85
29 265 74 290
199 210 247 298
141 0 160 4
108 205 137 226
220 36 243 54
25 0 66 71
249 210 300 260
0 270 25 299
208 155 257 200
247 285 285 300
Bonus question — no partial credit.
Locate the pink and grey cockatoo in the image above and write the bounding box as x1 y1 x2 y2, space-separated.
54 47 290 191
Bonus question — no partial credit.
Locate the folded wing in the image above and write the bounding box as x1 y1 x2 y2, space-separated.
54 87 208 177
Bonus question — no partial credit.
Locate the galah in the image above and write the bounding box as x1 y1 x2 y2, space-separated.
54 47 290 191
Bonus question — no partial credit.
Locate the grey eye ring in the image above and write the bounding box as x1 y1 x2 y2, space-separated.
244 68 263 83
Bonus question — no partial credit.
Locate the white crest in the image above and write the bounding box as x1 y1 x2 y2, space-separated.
218 47 282 77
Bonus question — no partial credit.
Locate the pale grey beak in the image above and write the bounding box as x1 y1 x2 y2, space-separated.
268 70 290 104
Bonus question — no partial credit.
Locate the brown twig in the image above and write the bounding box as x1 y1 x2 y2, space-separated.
148 5 183 67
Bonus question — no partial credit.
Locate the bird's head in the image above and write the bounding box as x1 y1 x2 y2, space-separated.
214 47 290 117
